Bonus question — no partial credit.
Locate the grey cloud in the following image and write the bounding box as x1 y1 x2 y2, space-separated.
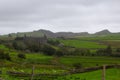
0 0 120 34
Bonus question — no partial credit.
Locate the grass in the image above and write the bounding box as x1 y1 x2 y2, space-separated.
59 56 120 67
60 39 106 48
0 45 9 51
58 68 120 80
77 34 120 41
25 53 53 64
0 38 119 80
101 40 120 48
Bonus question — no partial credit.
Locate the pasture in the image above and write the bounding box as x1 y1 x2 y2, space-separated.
57 68 120 80
60 39 106 49
59 56 120 67
0 35 120 79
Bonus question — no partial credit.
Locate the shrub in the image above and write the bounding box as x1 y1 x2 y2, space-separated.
74 48 91 56
73 63 83 69
47 39 60 45
0 50 11 60
42 45 56 56
105 45 112 56
55 49 64 57
4 53 11 60
17 53 26 59
116 48 120 52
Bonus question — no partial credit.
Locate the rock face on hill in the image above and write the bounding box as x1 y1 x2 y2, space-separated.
94 29 111 35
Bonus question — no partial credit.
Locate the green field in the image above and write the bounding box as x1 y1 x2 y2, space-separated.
0 45 9 51
58 68 120 80
60 39 106 48
0 51 120 79
59 56 120 67
101 40 120 48
0 34 120 79
77 34 120 41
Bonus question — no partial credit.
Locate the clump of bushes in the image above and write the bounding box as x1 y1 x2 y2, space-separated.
73 63 83 69
55 49 64 57
96 45 112 56
17 53 26 59
42 44 56 56
0 49 11 61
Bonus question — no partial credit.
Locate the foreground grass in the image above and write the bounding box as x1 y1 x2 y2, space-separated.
58 68 120 80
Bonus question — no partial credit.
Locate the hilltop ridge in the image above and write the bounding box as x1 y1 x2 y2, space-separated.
1 29 120 38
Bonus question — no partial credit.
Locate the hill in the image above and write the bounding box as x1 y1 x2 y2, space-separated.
94 29 111 35
1 29 120 38
1 29 90 38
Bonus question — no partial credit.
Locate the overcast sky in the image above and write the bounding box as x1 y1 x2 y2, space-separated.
0 0 120 34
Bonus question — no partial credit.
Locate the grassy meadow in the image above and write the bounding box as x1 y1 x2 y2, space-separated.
0 34 120 79
60 39 106 48
59 56 120 67
57 68 120 80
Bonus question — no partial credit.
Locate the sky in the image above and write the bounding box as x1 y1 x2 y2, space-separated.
0 0 120 34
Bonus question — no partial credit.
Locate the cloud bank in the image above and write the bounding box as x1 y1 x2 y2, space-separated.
0 0 120 34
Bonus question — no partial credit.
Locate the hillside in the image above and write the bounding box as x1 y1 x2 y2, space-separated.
1 29 120 38
94 29 111 35
0 29 89 38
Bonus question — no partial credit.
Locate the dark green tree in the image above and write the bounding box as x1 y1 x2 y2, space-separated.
12 41 19 50
105 45 112 56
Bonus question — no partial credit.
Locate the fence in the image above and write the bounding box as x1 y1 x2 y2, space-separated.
0 64 120 80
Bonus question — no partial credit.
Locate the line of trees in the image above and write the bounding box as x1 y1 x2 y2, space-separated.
96 45 112 56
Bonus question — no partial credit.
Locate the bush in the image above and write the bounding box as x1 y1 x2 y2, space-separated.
74 48 91 56
73 63 83 69
55 49 64 57
4 53 11 60
0 50 11 60
47 39 60 45
17 53 26 59
96 45 112 56
116 48 120 52
96 49 106 56
42 45 56 56
105 45 112 56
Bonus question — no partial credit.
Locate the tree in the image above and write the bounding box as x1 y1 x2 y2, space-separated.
105 45 112 56
8 34 12 37
96 49 106 56
12 41 19 50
